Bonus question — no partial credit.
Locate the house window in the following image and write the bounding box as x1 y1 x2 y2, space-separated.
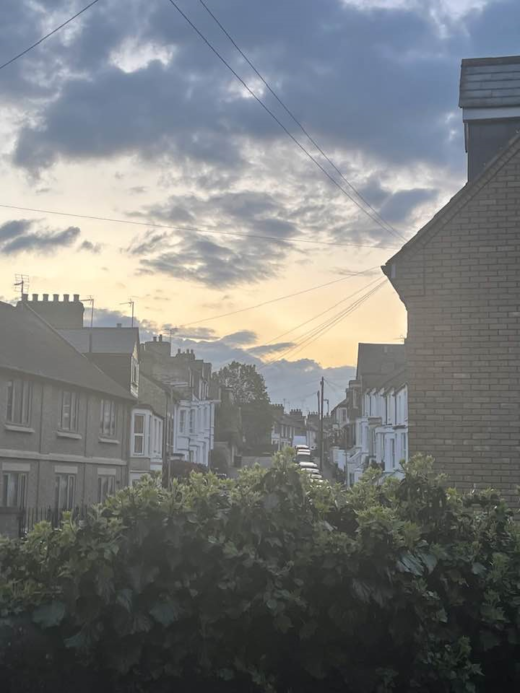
55 474 75 511
60 390 79 432
2 472 27 507
189 409 195 434
7 379 32 426
133 414 145 455
391 439 396 468
205 407 209 428
98 475 116 503
342 409 347 423
349 472 355 487
100 399 117 437
402 433 407 462
131 357 139 387
179 410 186 434
167 415 174 451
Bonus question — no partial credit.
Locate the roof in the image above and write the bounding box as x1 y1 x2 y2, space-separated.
356 343 406 390
460 56 520 109
383 129 520 268
331 398 348 415
59 327 139 354
0 302 133 400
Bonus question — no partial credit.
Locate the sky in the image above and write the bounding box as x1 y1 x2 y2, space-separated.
0 0 518 410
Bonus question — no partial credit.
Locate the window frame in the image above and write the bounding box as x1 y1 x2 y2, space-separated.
60 389 79 432
2 471 28 508
100 399 117 438
98 474 116 503
7 379 32 426
133 413 146 455
179 410 186 434
55 473 76 511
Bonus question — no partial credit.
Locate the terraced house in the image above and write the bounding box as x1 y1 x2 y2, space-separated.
0 300 134 536
383 55 520 504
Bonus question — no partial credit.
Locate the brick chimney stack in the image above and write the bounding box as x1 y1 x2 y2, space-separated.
17 293 85 329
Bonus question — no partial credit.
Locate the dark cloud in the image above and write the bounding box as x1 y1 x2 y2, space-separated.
0 219 32 241
79 239 102 253
248 342 296 356
222 330 258 346
169 326 218 340
0 221 80 256
379 188 438 223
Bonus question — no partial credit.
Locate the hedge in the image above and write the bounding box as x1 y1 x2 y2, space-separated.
1 452 520 692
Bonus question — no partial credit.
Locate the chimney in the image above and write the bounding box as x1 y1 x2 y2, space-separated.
19 291 84 328
460 55 520 181
22 293 28 302
153 336 157 342
73 294 80 302
158 334 163 342
116 323 122 328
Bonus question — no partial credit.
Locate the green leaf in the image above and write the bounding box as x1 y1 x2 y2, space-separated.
149 600 181 626
397 553 424 576
32 601 66 629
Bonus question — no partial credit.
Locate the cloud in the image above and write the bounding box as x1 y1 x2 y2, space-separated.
79 239 102 253
0 219 32 241
169 326 218 340
379 188 439 223
248 342 296 356
0 220 81 256
221 330 258 346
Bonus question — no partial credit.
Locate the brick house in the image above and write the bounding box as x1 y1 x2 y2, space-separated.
0 300 134 534
383 55 520 504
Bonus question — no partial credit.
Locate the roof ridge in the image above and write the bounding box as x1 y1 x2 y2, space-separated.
384 130 520 267
17 302 134 400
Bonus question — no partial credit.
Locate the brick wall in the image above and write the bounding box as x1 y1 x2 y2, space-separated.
387 140 520 506
0 371 130 509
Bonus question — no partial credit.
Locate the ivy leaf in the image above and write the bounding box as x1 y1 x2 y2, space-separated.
32 601 66 629
397 553 424 576
116 589 133 612
149 600 181 627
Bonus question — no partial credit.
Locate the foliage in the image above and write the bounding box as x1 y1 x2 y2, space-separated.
214 361 272 451
1 453 520 693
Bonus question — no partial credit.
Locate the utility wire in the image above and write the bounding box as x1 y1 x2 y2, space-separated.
278 280 387 362
165 0 405 244
260 276 382 347
0 0 102 72
199 0 403 240
259 279 386 368
0 203 399 251
182 266 380 327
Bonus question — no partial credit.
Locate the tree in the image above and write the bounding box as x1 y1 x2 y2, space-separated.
214 362 272 451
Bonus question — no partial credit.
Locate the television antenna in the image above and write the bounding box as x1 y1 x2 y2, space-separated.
120 299 135 327
80 296 95 329
14 274 30 299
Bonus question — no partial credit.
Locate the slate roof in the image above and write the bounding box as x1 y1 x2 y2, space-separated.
0 302 133 400
460 56 520 109
356 343 406 390
59 327 139 354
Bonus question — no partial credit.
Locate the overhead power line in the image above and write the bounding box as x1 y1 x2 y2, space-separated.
259 279 387 369
165 0 406 244
0 0 102 72
182 266 380 327
0 203 400 251
198 0 403 240
260 276 382 347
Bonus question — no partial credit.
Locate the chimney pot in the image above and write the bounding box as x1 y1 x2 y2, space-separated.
22 293 28 302
116 323 122 328
32 293 38 301
53 294 59 301
43 293 49 301
73 294 80 302
159 334 163 342
63 294 70 302
177 348 181 354
153 336 157 342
